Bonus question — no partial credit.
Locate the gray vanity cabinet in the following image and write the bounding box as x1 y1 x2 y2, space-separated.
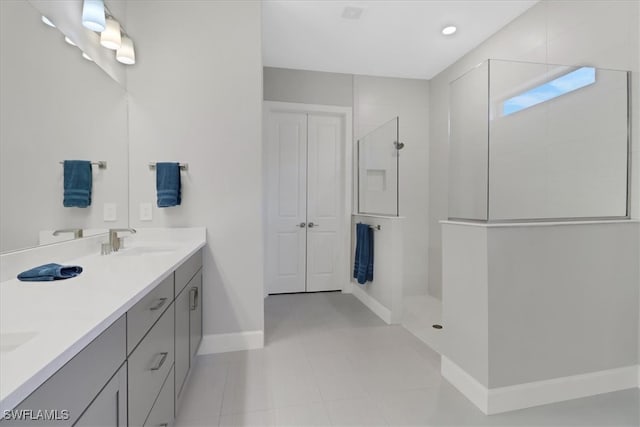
189 271 203 360
2 316 126 426
174 286 191 404
3 249 203 427
73 363 127 427
174 251 203 410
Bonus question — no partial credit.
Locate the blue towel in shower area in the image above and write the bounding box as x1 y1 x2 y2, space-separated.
353 223 374 285
63 160 92 207
156 162 182 207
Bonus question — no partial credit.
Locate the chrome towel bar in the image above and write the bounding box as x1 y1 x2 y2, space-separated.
148 162 189 171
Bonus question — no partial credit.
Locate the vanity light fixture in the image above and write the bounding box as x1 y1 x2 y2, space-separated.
64 36 77 47
100 17 122 50
41 16 56 28
442 25 457 36
116 36 135 65
82 0 106 32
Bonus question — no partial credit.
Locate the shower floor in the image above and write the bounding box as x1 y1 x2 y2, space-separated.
402 294 443 354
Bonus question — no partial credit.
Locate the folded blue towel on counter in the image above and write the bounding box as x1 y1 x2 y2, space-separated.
353 223 374 285
156 162 181 207
17 263 83 282
63 160 92 208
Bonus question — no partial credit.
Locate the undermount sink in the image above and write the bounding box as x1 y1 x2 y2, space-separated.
115 246 177 257
0 331 37 353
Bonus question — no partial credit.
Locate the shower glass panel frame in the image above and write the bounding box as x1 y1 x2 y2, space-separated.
448 59 631 222
357 117 400 217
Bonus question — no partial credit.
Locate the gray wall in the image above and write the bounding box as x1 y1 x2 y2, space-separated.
264 67 353 107
264 67 430 296
428 0 640 299
127 0 264 337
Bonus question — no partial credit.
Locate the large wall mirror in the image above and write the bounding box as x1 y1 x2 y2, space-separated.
0 0 129 253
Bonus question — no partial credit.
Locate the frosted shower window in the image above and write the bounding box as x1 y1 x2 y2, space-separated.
358 117 399 216
502 67 596 116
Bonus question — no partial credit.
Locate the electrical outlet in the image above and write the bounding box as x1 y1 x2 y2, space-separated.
140 203 153 221
103 203 117 222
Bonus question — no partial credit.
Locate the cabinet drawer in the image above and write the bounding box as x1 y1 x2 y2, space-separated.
7 316 126 426
128 304 175 427
144 365 175 427
175 250 202 297
127 274 174 355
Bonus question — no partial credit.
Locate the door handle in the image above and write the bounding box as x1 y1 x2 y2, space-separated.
297 222 306 228
308 222 318 228
190 286 199 311
150 352 168 371
149 298 168 311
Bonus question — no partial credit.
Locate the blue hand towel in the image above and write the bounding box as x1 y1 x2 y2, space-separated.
156 162 181 207
63 160 92 207
17 263 83 282
353 223 374 285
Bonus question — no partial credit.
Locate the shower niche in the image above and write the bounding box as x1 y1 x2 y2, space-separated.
357 117 401 216
449 59 630 222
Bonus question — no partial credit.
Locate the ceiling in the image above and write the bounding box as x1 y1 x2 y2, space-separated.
262 0 539 79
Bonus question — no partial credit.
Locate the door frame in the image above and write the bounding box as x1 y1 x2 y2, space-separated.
263 101 353 296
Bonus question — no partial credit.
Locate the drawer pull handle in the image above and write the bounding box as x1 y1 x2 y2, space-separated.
150 352 168 371
149 298 168 311
190 287 199 311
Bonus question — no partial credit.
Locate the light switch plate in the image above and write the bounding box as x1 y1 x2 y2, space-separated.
140 203 153 221
103 203 117 222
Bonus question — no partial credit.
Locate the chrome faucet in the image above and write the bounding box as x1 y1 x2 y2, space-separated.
53 228 84 239
108 228 137 252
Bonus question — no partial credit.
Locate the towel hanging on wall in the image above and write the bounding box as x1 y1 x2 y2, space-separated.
63 160 92 208
156 162 182 207
353 223 374 284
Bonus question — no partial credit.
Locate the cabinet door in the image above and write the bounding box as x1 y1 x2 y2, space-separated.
74 362 127 427
174 285 191 407
189 271 203 360
144 366 175 427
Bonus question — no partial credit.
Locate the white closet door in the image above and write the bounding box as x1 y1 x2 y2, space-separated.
266 112 307 294
306 114 343 292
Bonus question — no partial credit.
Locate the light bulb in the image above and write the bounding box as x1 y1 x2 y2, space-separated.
64 36 77 47
82 52 93 61
100 18 122 50
442 25 457 36
82 0 106 32
116 36 135 65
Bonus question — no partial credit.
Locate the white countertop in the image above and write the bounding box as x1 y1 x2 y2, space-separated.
0 228 206 412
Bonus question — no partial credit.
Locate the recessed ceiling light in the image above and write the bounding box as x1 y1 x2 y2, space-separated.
41 16 56 28
442 25 457 36
64 36 77 46
342 6 364 20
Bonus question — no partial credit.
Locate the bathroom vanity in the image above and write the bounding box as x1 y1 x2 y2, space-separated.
0 228 206 426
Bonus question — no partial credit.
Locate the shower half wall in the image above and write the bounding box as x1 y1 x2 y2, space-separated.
441 60 639 414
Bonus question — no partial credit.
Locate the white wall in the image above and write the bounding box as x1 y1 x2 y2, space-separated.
264 68 430 296
0 0 128 253
353 76 429 296
127 1 264 338
428 0 640 298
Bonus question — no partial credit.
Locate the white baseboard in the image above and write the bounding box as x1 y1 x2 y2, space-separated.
350 282 393 324
197 330 264 355
442 356 639 415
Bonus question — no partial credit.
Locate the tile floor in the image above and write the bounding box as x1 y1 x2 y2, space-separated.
402 295 443 354
175 292 639 426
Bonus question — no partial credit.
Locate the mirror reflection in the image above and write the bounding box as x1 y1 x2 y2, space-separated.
0 0 129 253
